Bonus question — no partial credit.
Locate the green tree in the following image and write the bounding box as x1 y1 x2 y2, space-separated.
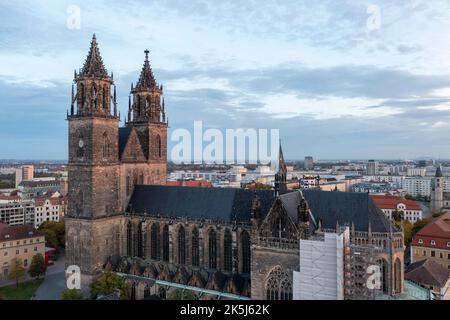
392 210 404 222
38 221 65 248
61 289 84 300
397 220 413 245
9 258 25 288
167 288 196 300
28 253 47 280
91 272 128 300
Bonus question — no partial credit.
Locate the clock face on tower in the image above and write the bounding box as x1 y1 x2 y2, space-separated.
78 139 84 148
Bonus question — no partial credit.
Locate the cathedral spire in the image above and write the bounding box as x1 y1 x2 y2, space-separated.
80 34 109 78
275 142 287 195
135 49 157 90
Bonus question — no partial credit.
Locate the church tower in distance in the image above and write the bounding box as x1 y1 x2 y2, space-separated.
430 165 444 214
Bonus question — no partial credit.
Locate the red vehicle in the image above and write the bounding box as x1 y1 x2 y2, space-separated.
45 247 56 266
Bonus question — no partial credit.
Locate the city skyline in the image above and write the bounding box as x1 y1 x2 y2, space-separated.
2 1 450 160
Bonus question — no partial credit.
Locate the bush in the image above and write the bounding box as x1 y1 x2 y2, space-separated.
91 272 128 300
61 289 84 300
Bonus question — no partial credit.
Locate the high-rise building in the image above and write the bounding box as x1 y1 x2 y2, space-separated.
15 165 34 188
304 156 314 170
366 160 378 176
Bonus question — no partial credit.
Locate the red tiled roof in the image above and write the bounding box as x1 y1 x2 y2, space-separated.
411 213 450 250
166 180 212 188
0 223 43 241
34 196 67 207
370 195 422 211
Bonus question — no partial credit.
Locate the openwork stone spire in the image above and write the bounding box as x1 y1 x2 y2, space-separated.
81 34 109 78
135 49 157 90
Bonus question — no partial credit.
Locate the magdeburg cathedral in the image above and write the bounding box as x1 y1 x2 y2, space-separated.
66 35 405 300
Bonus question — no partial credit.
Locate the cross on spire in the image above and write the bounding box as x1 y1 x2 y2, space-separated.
135 49 157 90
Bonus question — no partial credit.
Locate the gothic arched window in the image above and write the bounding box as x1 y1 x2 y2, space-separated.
144 283 151 299
162 225 169 262
273 216 287 238
156 135 162 159
151 223 160 260
137 95 142 117
208 229 217 269
92 83 98 109
130 282 137 300
102 132 109 159
103 85 108 111
146 96 152 117
192 227 199 267
79 83 85 112
224 229 232 272
265 266 292 300
178 226 186 264
137 221 144 258
126 176 131 196
394 258 402 294
126 221 132 256
378 258 389 294
241 230 251 274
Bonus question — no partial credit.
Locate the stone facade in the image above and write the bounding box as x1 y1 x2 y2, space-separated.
66 35 167 294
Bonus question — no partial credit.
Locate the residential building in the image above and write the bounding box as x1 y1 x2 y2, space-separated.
34 196 67 228
371 195 423 223
0 222 45 279
407 168 427 177
405 259 450 300
411 213 450 269
0 200 35 226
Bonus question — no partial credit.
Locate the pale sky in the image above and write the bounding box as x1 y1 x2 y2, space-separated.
1 0 450 160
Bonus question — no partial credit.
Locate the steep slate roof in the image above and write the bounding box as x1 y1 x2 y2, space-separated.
118 127 133 158
406 259 450 288
301 189 392 232
127 185 274 222
118 127 149 160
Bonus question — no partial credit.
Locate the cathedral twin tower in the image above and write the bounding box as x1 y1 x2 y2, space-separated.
66 35 167 288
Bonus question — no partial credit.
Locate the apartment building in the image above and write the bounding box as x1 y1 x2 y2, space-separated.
0 222 45 279
34 196 67 228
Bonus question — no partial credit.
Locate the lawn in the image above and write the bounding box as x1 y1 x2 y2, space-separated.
0 280 43 300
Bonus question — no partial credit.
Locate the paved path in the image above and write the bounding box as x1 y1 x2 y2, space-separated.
32 255 66 300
